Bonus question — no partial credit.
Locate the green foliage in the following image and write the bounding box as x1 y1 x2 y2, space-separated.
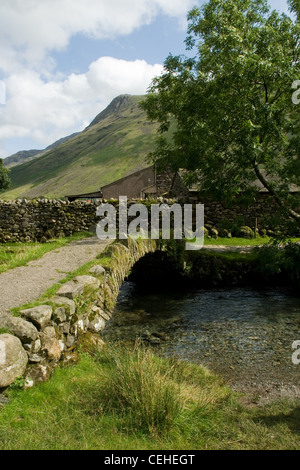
255 241 300 288
217 218 247 237
8 376 27 391
161 238 186 271
0 328 11 335
141 0 300 222
0 159 11 192
288 0 300 20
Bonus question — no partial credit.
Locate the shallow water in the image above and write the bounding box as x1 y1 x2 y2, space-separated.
103 282 300 393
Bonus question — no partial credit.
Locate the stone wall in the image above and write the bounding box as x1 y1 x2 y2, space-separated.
0 239 158 389
201 194 288 232
0 199 100 243
0 195 297 245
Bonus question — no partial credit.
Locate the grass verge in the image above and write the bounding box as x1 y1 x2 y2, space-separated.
0 232 93 274
0 345 299 450
204 236 300 247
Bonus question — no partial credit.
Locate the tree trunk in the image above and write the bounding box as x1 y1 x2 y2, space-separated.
253 162 300 223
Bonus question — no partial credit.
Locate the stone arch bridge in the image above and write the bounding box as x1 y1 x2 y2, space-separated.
0 239 159 389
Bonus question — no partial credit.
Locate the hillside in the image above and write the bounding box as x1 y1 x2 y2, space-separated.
3 133 80 169
3 150 42 169
2 95 163 199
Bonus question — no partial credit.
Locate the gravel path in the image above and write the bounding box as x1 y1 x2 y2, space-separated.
0 237 111 316
204 245 257 252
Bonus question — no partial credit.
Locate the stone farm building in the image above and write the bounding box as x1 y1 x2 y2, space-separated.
66 165 175 202
66 164 299 203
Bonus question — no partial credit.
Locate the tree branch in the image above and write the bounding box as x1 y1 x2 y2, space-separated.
253 162 300 222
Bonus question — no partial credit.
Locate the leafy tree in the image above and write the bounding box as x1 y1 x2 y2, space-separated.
0 159 11 192
288 0 300 21
141 0 300 223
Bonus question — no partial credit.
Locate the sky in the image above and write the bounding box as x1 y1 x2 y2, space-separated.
0 0 294 158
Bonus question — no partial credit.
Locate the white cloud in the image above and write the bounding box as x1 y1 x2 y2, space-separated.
0 81 6 105
0 57 164 156
86 57 163 100
0 0 195 73
0 0 195 156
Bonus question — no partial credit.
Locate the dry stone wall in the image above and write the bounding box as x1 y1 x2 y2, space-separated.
201 195 288 232
0 239 158 389
0 199 100 243
0 195 296 244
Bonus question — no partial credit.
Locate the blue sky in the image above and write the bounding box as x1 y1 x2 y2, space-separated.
54 0 292 74
54 15 188 74
0 0 294 158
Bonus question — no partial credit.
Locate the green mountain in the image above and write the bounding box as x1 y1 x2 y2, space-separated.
3 149 42 169
3 133 80 169
2 94 162 200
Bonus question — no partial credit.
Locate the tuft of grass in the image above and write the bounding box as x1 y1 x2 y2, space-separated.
0 328 11 335
96 344 185 435
95 344 234 438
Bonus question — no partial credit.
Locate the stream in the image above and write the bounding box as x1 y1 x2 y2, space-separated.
103 282 300 403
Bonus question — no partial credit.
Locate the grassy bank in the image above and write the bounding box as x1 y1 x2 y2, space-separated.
0 232 92 274
204 236 300 246
0 345 299 450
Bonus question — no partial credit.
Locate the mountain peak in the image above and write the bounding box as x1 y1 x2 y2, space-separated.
3 93 163 199
87 94 141 129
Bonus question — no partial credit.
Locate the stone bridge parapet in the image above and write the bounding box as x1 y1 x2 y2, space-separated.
0 238 158 389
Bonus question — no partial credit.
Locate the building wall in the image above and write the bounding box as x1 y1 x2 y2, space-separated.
102 166 156 200
101 166 178 200
156 167 176 196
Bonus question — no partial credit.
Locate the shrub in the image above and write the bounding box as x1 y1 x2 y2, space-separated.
217 218 246 237
255 242 300 290
238 226 254 239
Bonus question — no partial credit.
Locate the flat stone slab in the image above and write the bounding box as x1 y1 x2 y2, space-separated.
89 265 106 276
50 296 76 317
56 281 84 299
74 275 101 290
20 305 53 330
57 275 100 299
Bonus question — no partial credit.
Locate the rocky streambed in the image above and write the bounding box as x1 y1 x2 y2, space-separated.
103 282 300 405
